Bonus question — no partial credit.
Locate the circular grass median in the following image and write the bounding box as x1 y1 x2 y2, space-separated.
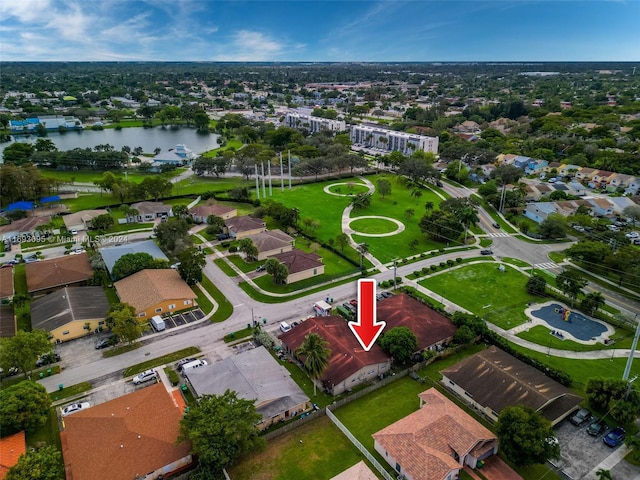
349 217 401 235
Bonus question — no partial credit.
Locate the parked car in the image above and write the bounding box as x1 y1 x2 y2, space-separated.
342 303 356 314
132 369 157 385
480 249 493 255
217 233 230 241
95 335 118 349
603 427 626 447
36 352 60 367
256 264 266 272
587 418 608 436
492 223 500 229
176 357 198 372
625 232 639 239
573 225 585 232
570 408 592 426
62 402 90 417
349 299 358 307
380 291 393 298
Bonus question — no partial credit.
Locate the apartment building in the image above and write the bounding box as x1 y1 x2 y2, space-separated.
350 124 439 155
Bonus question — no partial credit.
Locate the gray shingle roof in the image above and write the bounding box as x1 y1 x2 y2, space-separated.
99 240 168 273
31 287 110 331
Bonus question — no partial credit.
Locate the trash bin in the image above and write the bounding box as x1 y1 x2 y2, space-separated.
39 372 44 379
47 369 52 376
181 384 188 392
263 318 267 324
58 384 64 391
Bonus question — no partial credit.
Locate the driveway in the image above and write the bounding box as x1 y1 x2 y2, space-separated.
478 455 522 480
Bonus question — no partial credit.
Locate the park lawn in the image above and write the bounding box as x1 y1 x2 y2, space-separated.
516 325 634 352
326 183 370 196
421 263 538 329
201 138 243 157
172 175 249 196
229 416 372 480
39 168 173 185
350 217 399 234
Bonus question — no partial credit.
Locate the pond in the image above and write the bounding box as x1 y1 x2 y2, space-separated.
527 303 610 341
0 126 220 159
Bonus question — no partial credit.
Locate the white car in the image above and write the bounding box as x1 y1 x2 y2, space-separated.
625 232 638 239
70 229 78 235
62 402 90 417
132 369 157 385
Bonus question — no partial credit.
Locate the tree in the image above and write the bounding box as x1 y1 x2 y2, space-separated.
495 405 560 467
586 377 640 424
154 218 192 256
581 292 605 316
623 205 640 227
0 381 51 435
566 240 612 264
238 238 258 262
379 327 417 364
419 210 464 244
295 333 331 395
264 258 288 285
177 247 206 285
350 193 372 210
0 330 51 379
539 213 567 239
377 179 392 199
556 270 587 307
111 252 169 280
119 204 139 223
526 275 547 296
105 303 145 344
453 325 476 345
335 233 349 251
491 164 524 185
410 188 423 204
206 214 226 233
357 243 369 270
90 213 115 230
5 445 64 480
179 390 265 478
595 469 613 480
172 204 189 219
404 208 415 221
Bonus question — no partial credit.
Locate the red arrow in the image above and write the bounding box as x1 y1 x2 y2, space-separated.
348 279 386 351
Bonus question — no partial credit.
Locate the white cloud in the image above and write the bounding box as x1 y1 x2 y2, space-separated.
214 30 294 61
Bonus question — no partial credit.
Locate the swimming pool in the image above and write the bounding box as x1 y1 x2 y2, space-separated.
528 303 608 341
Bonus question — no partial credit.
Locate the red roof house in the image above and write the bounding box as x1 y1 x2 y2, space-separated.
0 431 26 480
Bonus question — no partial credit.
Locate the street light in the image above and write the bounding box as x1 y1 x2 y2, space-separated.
393 258 398 291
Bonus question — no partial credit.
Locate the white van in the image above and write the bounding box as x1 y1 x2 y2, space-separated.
181 359 208 375
280 321 291 333
150 315 166 332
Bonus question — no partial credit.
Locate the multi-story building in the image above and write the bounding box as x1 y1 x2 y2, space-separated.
284 111 346 133
350 124 439 155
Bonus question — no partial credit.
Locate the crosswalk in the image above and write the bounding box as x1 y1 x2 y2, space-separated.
533 262 560 271
487 232 510 238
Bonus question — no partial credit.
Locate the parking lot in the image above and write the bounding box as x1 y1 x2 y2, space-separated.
553 419 635 479
142 308 205 335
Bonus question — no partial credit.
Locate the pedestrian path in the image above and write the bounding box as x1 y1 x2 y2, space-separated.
487 232 510 238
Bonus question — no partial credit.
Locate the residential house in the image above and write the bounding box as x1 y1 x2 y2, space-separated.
575 167 600 182
30 287 110 343
225 216 266 240
496 153 518 165
330 462 378 480
373 388 498 480
189 204 237 223
524 202 557 224
480 164 496 178
525 159 548 175
61 383 192 480
566 181 588 196
557 164 580 177
0 216 51 243
62 209 109 233
626 179 640 196
553 200 592 218
587 197 615 217
512 156 531 171
280 316 391 395
455 120 481 134
590 171 616 189
544 162 563 173
441 346 583 425
186 345 310 430
270 249 324 283
608 196 636 216
26 253 93 295
249 230 295 260
0 267 14 301
0 305 16 338
128 201 172 222
608 174 636 192
114 269 196 319
100 239 169 275
376 294 456 354
0 431 26 479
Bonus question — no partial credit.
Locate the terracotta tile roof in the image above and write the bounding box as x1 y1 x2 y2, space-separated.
280 316 390 389
271 249 323 274
440 346 583 424
373 388 497 480
0 216 51 236
376 294 457 350
26 253 93 293
114 269 195 313
248 229 294 253
0 267 14 299
330 461 378 480
0 304 15 338
0 431 25 479
189 204 236 218
61 383 192 480
225 215 265 233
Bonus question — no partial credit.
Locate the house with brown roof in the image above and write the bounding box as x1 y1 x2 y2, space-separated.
441 346 583 425
553 200 593 217
590 171 616 189
270 249 324 283
61 383 192 480
31 287 110 343
587 197 615 217
608 173 636 192
189 204 237 223
376 294 456 355
224 215 266 240
0 216 51 243
0 304 16 338
114 269 196 319
0 267 14 301
575 167 599 182
330 461 378 480
248 229 294 260
373 388 498 480
26 253 93 295
129 201 172 222
280 316 391 395
0 431 26 480
62 209 109 233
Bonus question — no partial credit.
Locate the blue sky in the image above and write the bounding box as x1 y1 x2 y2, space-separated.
1 0 638 62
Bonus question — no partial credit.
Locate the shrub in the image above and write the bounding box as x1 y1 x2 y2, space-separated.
446 259 455 266
430 264 438 271
413 271 420 277
439 262 446 268
421 267 429 274
229 246 237 253
456 257 462 263
395 277 403 284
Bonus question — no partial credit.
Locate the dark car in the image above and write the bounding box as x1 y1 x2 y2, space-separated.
342 303 356 314
492 223 500 229
380 291 392 298
570 408 592 426
217 233 230 241
480 249 493 255
95 335 118 349
603 427 626 447
36 352 60 367
587 418 608 436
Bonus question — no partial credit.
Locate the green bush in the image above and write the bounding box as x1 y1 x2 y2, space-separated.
447 259 455 266
456 257 462 263
413 271 420 277
229 245 237 253
439 262 446 268
430 264 438 271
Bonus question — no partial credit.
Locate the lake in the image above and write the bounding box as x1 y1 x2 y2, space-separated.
0 126 220 158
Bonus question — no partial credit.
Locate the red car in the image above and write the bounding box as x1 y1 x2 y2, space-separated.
349 299 358 307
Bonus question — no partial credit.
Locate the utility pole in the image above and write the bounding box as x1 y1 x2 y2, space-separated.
288 150 292 189
261 163 266 198
393 259 398 290
268 161 272 197
280 152 284 192
254 164 260 199
623 315 640 381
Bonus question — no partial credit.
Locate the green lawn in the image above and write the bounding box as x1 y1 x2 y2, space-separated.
50 381 92 402
213 257 238 276
516 325 634 352
350 217 400 234
326 183 370 196
27 408 61 450
421 263 539 329
200 275 233 322
122 347 201 377
39 168 173 185
227 254 259 273
193 285 213 314
229 416 372 480
239 274 359 304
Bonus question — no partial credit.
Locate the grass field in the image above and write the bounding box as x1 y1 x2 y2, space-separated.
516 325 634 352
421 263 539 329
122 347 201 377
350 217 400 234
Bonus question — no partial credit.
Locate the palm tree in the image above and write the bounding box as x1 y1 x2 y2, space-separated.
295 333 331 396
583 292 605 316
410 189 423 204
357 243 369 270
424 201 434 213
457 206 480 244
595 468 612 480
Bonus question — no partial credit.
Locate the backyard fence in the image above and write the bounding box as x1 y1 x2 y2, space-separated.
325 407 395 480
